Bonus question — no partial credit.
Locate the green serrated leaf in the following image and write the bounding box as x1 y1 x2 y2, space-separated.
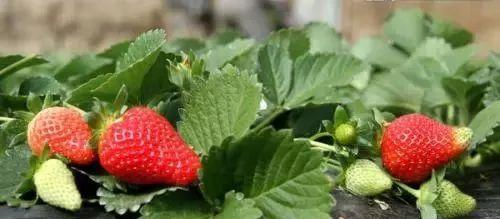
351 37 408 69
362 72 424 112
140 190 262 219
98 41 131 59
201 128 333 219
0 55 47 80
179 65 262 154
383 8 427 53
72 168 127 192
284 54 363 108
113 85 129 110
257 29 309 106
0 144 32 202
26 93 42 113
164 38 206 54
96 187 181 215
399 57 451 108
204 38 254 72
428 17 473 48
139 190 211 219
141 52 176 103
1 119 28 149
18 76 64 96
468 101 500 146
304 22 347 54
483 72 500 106
54 54 113 88
213 191 262 219
92 29 166 101
66 73 113 104
206 30 243 48
0 94 27 111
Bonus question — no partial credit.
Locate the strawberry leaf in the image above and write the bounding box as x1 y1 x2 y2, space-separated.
362 72 424 112
428 17 473 48
179 65 262 154
468 100 500 146
383 8 427 53
200 128 333 219
0 144 31 202
213 191 262 219
98 41 131 60
304 22 348 54
26 93 42 114
257 29 309 106
203 39 255 72
0 55 47 80
95 187 182 215
139 191 262 219
18 76 64 96
54 54 113 88
483 72 500 107
66 73 113 104
92 29 166 101
352 38 408 69
139 190 211 219
284 54 364 108
72 168 128 192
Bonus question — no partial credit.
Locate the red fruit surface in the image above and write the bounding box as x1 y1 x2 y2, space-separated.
381 113 471 183
27 107 95 165
98 107 201 186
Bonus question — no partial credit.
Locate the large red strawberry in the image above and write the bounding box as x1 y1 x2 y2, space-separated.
381 113 472 183
27 107 95 165
98 107 200 186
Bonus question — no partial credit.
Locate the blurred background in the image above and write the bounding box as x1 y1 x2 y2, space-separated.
0 0 499 56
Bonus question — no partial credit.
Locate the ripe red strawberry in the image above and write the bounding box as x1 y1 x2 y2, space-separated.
98 107 201 186
381 113 472 183
27 107 95 165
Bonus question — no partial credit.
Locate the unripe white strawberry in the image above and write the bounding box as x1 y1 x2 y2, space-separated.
34 159 82 211
345 159 393 196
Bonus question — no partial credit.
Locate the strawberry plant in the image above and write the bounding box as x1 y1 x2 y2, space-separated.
0 7 500 219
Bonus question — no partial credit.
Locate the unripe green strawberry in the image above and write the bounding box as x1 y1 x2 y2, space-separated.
432 180 476 218
334 123 357 145
34 159 82 211
345 159 393 196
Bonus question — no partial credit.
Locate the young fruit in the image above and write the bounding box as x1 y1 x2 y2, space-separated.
421 180 476 218
381 114 472 183
33 159 82 211
345 159 393 196
27 107 95 165
98 107 201 186
334 123 357 145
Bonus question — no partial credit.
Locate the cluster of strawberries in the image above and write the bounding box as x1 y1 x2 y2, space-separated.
28 106 201 210
342 114 475 218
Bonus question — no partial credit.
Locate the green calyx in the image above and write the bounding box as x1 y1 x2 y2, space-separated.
344 159 393 197
33 159 82 211
334 123 357 145
432 180 476 218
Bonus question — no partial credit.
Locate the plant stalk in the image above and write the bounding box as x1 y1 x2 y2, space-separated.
0 54 37 78
253 107 284 131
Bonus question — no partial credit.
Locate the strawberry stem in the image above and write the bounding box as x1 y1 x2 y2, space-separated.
0 117 15 122
395 181 420 198
253 107 284 131
297 138 349 157
309 132 331 141
0 54 38 78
